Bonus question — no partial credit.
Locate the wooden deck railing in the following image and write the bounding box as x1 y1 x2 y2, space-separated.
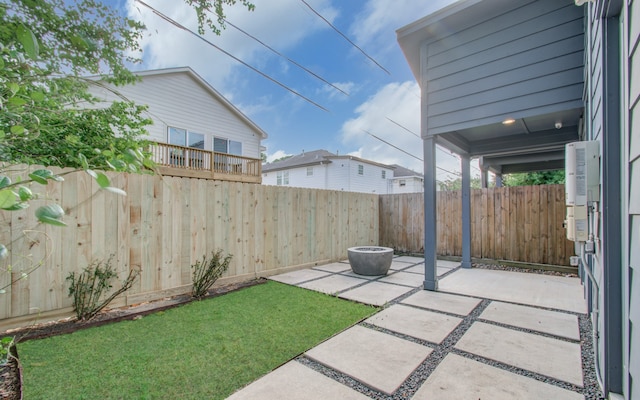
149 142 261 183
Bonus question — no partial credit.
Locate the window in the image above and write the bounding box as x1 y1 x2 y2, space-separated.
307 167 313 176
188 132 204 149
214 137 242 156
277 171 289 185
168 127 205 167
168 127 187 146
399 180 406 187
358 164 364 175
381 170 386 179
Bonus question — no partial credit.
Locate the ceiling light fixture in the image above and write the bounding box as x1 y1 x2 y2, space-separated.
502 118 516 125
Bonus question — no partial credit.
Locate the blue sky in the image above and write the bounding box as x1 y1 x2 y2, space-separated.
116 0 477 180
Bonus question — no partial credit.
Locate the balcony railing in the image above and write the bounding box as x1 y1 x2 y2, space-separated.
149 142 261 183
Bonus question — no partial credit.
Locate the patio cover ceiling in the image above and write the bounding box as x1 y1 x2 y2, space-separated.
397 0 584 173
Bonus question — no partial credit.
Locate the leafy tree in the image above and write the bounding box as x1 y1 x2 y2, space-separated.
438 177 482 191
503 170 565 187
0 0 254 286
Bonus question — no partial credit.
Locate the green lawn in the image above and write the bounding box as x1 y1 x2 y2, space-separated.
19 281 377 399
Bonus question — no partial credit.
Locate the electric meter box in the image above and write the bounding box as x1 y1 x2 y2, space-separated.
565 141 600 206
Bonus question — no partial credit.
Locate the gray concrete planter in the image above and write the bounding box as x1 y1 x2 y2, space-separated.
347 246 394 276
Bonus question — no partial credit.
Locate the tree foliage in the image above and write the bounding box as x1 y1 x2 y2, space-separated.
438 177 482 191
503 170 565 187
0 0 255 286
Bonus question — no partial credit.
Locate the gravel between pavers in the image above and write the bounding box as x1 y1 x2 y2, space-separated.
296 265 603 399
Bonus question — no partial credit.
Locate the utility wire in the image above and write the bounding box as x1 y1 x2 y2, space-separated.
299 0 391 75
135 0 329 112
223 19 349 97
362 129 461 177
386 117 420 139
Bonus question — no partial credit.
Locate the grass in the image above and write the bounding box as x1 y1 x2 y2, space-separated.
19 281 377 399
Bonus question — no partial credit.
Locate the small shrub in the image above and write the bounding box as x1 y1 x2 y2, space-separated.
191 250 232 299
66 256 138 321
0 336 14 365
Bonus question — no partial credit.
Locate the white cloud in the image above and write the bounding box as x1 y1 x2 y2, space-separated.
265 149 292 163
349 0 456 55
126 0 337 89
341 81 478 182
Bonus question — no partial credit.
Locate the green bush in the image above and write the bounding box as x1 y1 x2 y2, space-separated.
66 257 138 321
191 250 232 299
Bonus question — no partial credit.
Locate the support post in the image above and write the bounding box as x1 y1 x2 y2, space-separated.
461 154 472 269
423 136 438 290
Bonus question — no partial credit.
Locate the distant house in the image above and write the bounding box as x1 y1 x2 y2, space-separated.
387 164 424 194
88 67 268 183
262 150 402 194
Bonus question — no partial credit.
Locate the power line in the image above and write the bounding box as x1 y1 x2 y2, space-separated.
386 117 420 139
135 0 329 112
298 0 390 75
222 18 349 97
362 129 461 178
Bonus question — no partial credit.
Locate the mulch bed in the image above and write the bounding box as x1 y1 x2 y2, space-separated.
0 278 267 400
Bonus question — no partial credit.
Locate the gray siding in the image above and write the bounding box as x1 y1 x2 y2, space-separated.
584 2 607 385
424 1 584 134
627 0 640 397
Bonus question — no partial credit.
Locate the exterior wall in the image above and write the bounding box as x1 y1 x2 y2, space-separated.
262 164 329 189
389 177 424 194
263 159 393 194
625 0 640 398
88 71 263 158
585 1 639 398
424 0 584 135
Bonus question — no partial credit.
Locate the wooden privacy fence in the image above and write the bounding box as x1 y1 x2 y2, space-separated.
0 166 378 323
379 185 574 266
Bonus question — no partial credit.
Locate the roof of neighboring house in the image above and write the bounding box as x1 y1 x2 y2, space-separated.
90 66 268 140
389 164 424 178
262 149 395 172
262 150 335 172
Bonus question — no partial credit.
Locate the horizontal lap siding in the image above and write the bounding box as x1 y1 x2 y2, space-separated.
425 1 584 134
89 72 262 157
628 0 640 397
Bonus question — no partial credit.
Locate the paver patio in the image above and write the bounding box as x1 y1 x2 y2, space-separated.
227 257 591 399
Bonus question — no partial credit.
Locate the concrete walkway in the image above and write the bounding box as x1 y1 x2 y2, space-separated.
227 257 592 399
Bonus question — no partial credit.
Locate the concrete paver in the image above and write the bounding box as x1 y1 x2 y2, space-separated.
341 270 383 280
403 264 454 277
389 260 417 270
226 361 370 400
412 354 584 400
313 262 351 273
378 271 425 287
401 289 481 316
366 304 462 344
436 260 460 268
305 325 433 395
339 281 415 306
455 322 583 386
480 301 580 340
240 262 588 400
439 268 587 313
299 274 367 294
269 269 332 285
393 256 424 264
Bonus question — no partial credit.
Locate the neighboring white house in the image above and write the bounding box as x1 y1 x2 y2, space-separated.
262 150 421 194
87 67 268 182
387 164 424 194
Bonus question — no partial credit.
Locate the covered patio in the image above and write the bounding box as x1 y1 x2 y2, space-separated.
396 0 584 289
